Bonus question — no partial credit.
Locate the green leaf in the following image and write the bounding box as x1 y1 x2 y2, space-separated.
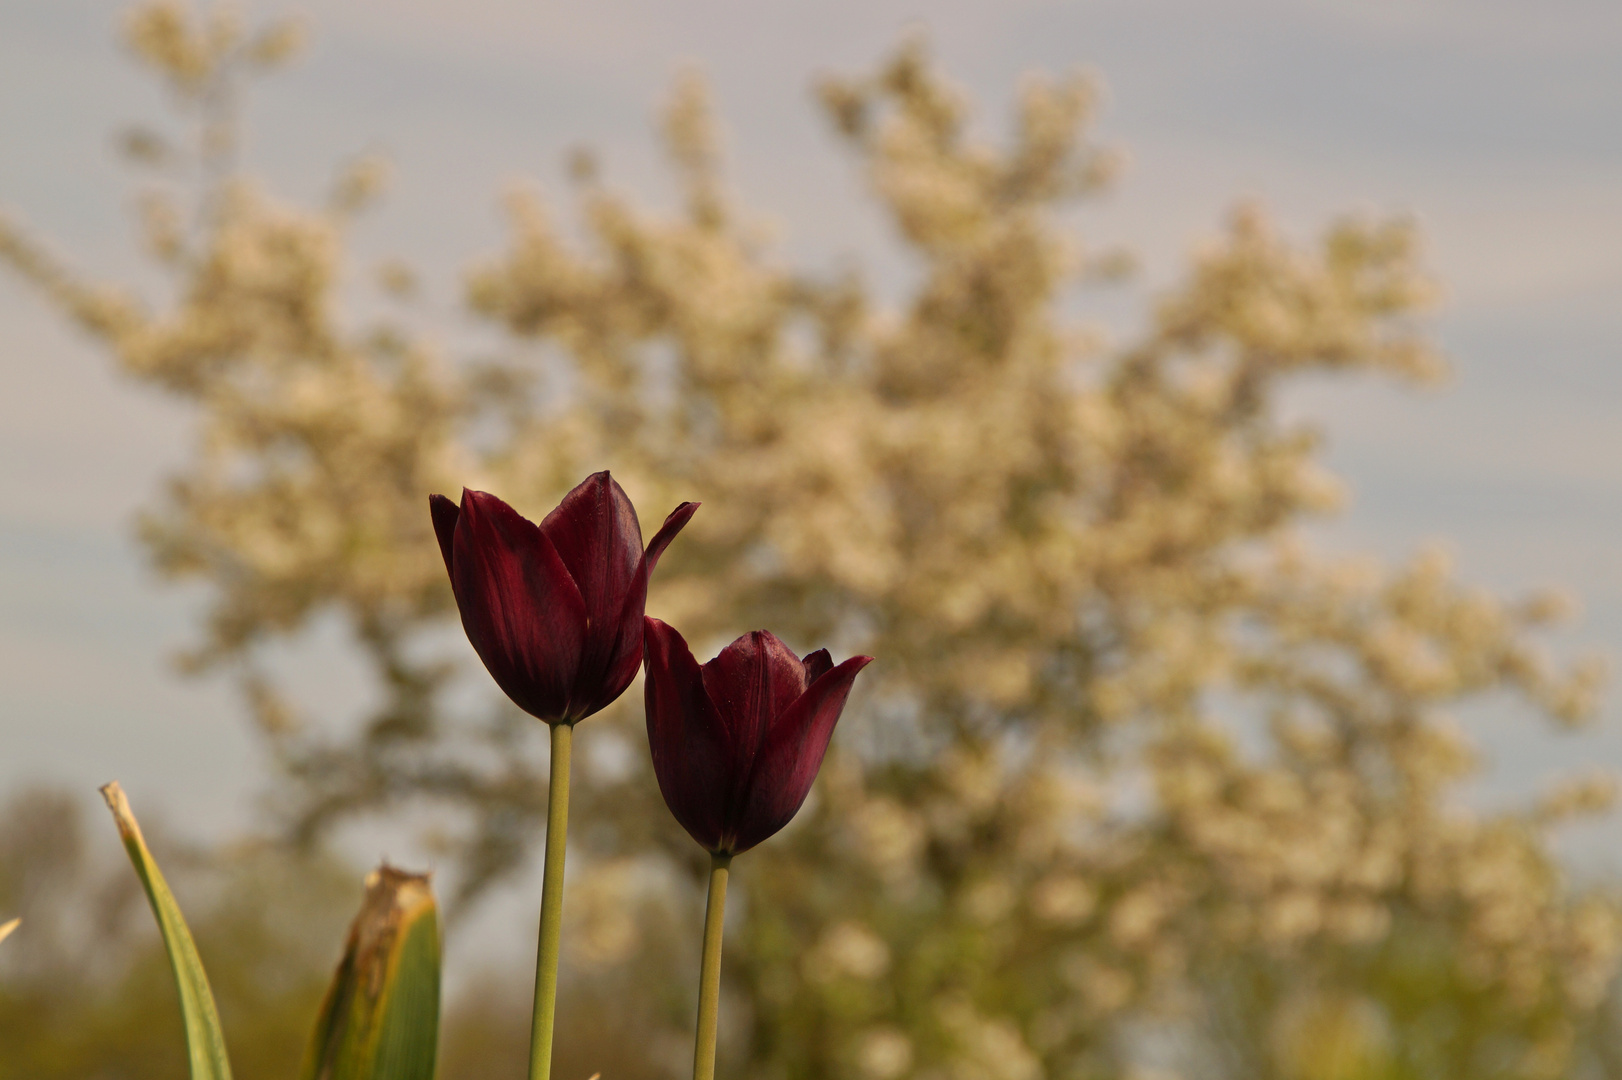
0 917 18 945
100 781 234 1080
300 864 441 1080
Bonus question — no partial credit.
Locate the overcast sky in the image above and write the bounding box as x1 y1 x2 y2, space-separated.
3 0 1621 884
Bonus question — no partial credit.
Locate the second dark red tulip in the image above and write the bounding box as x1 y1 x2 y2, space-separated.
430 473 697 725
644 619 872 856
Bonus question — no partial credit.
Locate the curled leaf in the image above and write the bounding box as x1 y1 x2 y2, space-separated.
301 864 441 1080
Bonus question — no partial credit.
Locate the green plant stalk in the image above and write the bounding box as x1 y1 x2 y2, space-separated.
693 852 732 1080
528 721 574 1080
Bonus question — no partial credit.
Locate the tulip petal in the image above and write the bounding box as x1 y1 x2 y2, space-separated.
644 618 733 852
578 499 702 717
540 473 644 707
644 501 700 576
701 632 810 811
429 493 459 576
802 648 834 685
731 654 872 853
569 568 645 719
540 472 642 628
453 490 587 722
570 559 647 721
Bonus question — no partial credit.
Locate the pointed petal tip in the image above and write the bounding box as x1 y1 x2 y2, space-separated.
826 652 874 687
461 489 547 535
643 617 700 675
643 499 700 574
755 628 801 662
643 615 685 649
802 648 834 683
801 652 873 715
429 493 461 575
659 500 701 535
571 469 618 498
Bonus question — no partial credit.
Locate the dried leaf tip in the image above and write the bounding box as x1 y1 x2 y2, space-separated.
301 863 440 1080
347 864 436 971
99 781 142 845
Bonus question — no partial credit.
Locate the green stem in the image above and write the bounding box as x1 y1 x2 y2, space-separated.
528 721 573 1080
693 852 732 1080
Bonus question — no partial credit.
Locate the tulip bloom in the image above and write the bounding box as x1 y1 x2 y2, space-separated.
430 474 698 726
643 620 870 1080
430 473 695 1080
643 620 873 856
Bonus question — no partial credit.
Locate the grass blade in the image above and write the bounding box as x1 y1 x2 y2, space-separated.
300 864 441 1080
100 781 234 1080
0 917 18 945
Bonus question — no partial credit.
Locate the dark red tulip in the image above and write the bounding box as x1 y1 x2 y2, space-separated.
430 474 698 725
643 619 872 856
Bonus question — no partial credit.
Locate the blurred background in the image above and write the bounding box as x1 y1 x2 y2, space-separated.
2 1 1620 1077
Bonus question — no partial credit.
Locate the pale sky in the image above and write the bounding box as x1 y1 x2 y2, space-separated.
3 0 1621 880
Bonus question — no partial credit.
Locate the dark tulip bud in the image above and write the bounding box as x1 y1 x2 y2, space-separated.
643 619 872 856
429 473 697 725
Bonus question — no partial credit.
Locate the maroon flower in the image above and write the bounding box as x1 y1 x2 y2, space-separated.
430 473 697 725
643 619 872 855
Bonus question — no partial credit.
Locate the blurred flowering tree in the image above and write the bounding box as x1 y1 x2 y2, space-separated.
3 4 1620 1078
